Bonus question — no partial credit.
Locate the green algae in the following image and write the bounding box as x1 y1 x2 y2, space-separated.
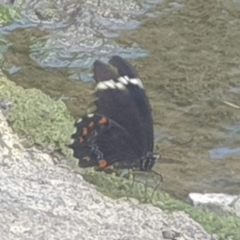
0 76 75 156
0 3 21 26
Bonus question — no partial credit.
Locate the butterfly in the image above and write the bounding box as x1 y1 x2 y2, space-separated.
69 56 159 171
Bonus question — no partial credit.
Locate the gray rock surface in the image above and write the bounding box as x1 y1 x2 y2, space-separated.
189 192 240 217
0 110 217 240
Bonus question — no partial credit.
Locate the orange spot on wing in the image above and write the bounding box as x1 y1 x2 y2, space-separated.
88 121 95 128
82 127 88 136
99 117 109 125
98 159 108 168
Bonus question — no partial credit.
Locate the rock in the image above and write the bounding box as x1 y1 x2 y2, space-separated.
189 192 240 217
0 110 217 240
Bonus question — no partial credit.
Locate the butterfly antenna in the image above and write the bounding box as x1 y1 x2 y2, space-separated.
155 137 193 165
93 60 118 82
109 55 138 78
159 136 193 154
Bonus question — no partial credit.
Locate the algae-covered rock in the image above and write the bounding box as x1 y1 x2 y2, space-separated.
0 76 75 156
0 3 21 26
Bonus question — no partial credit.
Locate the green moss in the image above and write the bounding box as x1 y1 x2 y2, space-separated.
82 170 240 240
0 76 75 156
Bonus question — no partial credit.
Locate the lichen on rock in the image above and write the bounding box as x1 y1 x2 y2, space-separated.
0 76 75 156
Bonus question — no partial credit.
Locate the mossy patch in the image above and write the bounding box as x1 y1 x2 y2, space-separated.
81 169 240 240
0 76 75 156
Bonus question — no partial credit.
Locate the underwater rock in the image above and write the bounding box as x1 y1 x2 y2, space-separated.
5 0 156 69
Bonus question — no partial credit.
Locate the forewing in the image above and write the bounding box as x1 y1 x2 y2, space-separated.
93 60 118 82
110 56 154 153
93 60 147 156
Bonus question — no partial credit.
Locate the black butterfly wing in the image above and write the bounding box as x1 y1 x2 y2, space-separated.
94 57 154 155
93 60 147 157
109 55 139 78
69 56 157 171
69 114 143 169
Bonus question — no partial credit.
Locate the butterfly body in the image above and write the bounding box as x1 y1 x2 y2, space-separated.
69 56 158 171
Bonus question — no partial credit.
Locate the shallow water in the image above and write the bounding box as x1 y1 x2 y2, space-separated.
1 0 240 200
1 0 164 74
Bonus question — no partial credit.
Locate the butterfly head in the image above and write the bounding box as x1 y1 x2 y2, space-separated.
140 152 160 172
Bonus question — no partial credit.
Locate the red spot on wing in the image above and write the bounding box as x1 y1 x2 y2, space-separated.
98 159 108 168
99 117 109 126
82 127 88 136
88 121 95 128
